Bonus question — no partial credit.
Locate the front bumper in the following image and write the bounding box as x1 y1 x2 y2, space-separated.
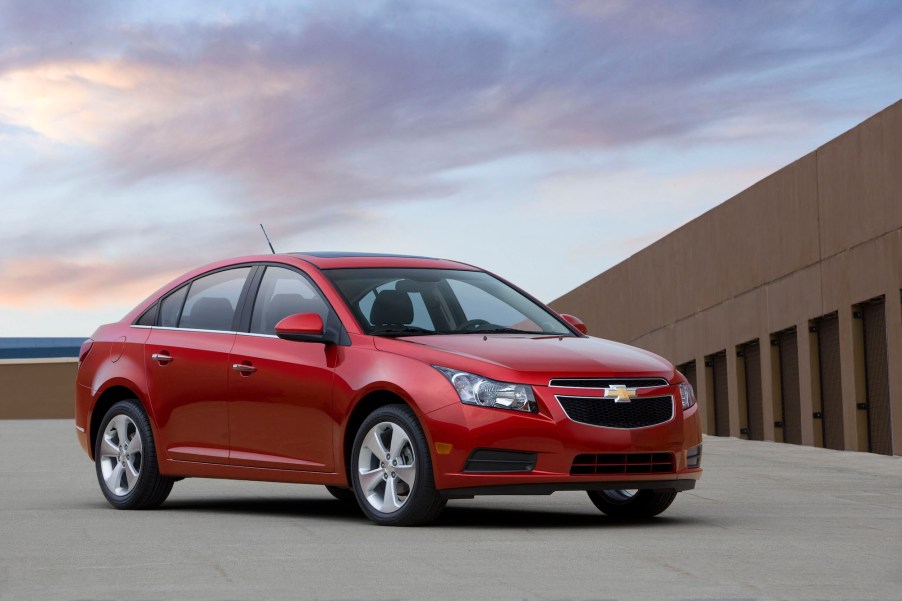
422 384 703 493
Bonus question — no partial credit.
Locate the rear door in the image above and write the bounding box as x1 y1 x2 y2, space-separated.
145 266 253 464
227 265 336 471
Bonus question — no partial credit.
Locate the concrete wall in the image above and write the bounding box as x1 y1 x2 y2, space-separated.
552 100 902 455
0 359 77 419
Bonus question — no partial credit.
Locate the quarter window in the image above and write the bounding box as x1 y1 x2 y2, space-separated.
159 286 188 328
250 267 330 335
178 268 251 331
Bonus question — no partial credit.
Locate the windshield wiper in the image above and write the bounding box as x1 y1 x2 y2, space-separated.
458 327 539 335
370 326 438 337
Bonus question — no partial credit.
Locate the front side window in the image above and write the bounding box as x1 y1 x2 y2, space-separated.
178 268 251 331
323 268 573 336
250 266 330 335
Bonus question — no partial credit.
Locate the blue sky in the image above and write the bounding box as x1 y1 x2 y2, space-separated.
2 0 901 336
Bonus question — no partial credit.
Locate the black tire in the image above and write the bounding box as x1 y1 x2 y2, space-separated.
94 399 174 510
350 404 445 526
325 485 357 504
587 489 677 518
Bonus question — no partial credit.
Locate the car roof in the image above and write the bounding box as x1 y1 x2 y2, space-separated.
288 252 479 270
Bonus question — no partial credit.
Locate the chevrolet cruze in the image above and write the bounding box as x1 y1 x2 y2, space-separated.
76 252 702 525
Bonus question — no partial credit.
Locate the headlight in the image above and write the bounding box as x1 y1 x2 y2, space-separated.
434 367 537 413
679 381 696 410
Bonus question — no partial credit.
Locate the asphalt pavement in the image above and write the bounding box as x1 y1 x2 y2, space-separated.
0 419 899 601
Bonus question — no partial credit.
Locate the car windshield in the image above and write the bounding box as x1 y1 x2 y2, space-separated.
323 268 574 336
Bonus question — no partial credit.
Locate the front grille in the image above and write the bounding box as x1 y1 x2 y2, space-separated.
549 378 669 388
571 452 675 475
557 395 673 428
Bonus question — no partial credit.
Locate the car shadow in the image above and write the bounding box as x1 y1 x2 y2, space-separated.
158 497 369 522
435 504 706 529
151 496 709 529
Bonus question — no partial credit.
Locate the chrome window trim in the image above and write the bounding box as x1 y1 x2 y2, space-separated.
553 394 676 430
238 332 278 339
132 325 279 339
132 325 238 335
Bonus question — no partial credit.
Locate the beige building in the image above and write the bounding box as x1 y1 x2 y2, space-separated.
552 100 901 456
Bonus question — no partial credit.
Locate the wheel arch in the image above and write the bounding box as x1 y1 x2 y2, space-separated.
88 385 150 460
341 389 415 486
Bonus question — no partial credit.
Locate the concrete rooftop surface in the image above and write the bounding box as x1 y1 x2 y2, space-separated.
0 420 899 601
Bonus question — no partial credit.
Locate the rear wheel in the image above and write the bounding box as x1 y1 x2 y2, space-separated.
350 405 445 526
587 488 677 518
94 399 173 509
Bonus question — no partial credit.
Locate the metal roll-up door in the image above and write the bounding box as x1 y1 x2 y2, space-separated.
744 342 763 440
817 314 845 450
713 352 730 437
778 329 802 445
862 300 892 455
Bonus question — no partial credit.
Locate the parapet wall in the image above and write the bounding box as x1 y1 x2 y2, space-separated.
0 359 77 419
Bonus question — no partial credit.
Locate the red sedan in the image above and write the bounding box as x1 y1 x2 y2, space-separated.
76 252 702 525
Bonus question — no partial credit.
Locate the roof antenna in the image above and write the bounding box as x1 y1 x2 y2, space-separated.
259 224 276 254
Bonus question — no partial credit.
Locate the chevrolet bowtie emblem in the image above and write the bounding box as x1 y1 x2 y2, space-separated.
604 385 637 403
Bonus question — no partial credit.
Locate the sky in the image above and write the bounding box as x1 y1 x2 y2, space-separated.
2 0 901 337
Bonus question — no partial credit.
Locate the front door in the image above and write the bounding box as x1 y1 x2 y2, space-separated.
228 266 335 471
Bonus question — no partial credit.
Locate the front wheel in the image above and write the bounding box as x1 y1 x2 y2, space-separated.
587 489 677 518
350 405 445 526
94 399 174 509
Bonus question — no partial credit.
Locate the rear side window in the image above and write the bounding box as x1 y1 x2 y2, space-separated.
250 267 329 335
178 268 251 331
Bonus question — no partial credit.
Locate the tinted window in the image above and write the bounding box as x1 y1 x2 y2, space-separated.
323 268 571 335
250 267 329 335
358 283 435 330
159 286 188 327
178 268 251 331
135 303 159 326
448 279 535 329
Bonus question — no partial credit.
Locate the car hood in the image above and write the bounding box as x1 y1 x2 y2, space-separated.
373 334 674 383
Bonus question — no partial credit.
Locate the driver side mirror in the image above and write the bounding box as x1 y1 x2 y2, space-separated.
560 313 588 335
275 313 330 343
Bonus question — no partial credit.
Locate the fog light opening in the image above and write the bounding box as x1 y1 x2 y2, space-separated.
686 444 703 468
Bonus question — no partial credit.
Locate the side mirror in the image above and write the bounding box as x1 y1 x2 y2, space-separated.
275 313 328 343
560 313 588 335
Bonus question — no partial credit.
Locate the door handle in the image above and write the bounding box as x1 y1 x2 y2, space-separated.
151 352 172 363
232 363 257 374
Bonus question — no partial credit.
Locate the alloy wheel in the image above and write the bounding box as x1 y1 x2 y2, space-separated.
356 421 417 513
602 489 637 503
98 414 143 496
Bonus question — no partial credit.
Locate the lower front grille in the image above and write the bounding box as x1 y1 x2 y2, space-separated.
463 449 537 473
557 395 674 428
571 453 675 475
